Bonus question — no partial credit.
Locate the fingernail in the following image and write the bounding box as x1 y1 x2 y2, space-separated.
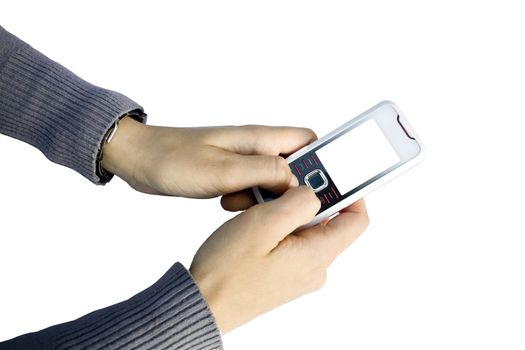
290 175 299 187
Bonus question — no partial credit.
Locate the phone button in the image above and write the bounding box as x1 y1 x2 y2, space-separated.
304 169 328 193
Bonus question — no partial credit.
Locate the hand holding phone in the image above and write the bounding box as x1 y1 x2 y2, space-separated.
253 101 425 228
192 186 369 334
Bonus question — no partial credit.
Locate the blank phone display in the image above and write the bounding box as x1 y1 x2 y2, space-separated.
316 119 400 195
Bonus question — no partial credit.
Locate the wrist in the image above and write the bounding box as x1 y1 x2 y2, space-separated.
101 116 147 180
190 269 229 334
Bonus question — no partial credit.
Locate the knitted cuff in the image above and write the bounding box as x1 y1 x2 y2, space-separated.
0 27 144 184
0 262 223 350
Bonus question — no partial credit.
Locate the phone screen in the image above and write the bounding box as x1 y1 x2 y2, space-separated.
256 102 423 221
285 118 401 210
316 119 400 195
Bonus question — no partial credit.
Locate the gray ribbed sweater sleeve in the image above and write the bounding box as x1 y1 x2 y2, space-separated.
0 26 223 349
0 263 223 350
0 25 142 184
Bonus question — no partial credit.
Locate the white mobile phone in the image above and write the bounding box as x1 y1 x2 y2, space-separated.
253 101 425 229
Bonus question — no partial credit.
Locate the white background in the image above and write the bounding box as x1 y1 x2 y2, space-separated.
1 1 524 349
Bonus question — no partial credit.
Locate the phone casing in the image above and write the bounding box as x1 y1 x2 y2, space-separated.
253 101 425 229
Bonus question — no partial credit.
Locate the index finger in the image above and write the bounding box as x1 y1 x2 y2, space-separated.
296 199 369 264
208 125 317 156
237 186 321 253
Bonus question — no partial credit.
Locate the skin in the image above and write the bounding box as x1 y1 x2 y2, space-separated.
101 117 315 207
102 117 369 334
191 187 368 333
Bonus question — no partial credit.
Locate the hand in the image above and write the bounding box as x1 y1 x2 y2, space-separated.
190 186 369 334
101 117 316 205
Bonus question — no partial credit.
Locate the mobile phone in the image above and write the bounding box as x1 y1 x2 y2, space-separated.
253 101 425 229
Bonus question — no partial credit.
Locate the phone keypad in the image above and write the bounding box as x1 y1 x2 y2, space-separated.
289 152 341 212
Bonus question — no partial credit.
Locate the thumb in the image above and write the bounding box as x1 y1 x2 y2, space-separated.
239 186 321 253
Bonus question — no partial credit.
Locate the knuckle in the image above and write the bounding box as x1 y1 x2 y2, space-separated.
240 124 257 129
238 124 260 135
215 158 238 188
270 156 289 178
288 186 320 216
244 203 264 224
315 243 335 267
239 125 266 151
360 211 370 231
363 212 370 229
272 199 295 222
304 186 322 212
248 197 285 228
310 269 327 291
242 125 263 140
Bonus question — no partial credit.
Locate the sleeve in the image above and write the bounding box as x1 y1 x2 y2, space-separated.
0 26 223 349
0 263 223 350
0 25 145 184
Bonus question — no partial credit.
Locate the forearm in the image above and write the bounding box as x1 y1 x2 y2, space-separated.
0 25 144 184
0 263 223 350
